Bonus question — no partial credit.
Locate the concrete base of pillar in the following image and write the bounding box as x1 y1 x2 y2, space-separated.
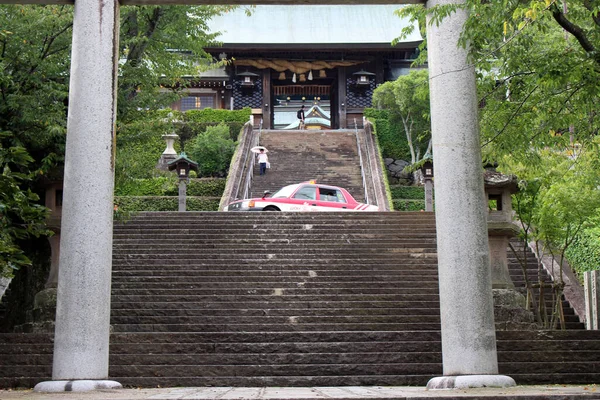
427 375 516 389
34 380 122 392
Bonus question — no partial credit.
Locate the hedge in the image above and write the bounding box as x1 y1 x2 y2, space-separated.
390 185 426 200
363 108 411 160
187 178 226 197
565 227 600 275
114 177 226 197
114 196 221 212
182 108 251 123
179 121 246 143
392 199 426 212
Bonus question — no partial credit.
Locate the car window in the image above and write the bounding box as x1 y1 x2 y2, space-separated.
271 184 299 198
318 187 347 203
293 186 317 200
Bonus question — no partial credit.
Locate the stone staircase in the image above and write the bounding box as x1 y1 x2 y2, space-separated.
508 240 584 330
250 130 366 202
1 212 599 388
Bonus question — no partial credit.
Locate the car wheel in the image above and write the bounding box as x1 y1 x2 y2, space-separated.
263 206 280 212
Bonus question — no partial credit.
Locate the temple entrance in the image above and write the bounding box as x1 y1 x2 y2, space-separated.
272 82 334 129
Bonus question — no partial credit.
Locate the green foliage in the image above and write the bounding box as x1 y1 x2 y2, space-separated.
369 69 432 165
363 109 411 160
187 178 226 197
114 196 220 212
114 176 178 196
392 199 426 212
186 123 236 177
117 5 239 121
182 108 251 124
390 185 425 200
566 226 600 274
0 144 51 277
179 121 246 143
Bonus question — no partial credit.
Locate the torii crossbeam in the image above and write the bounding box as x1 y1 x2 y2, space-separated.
1 0 514 392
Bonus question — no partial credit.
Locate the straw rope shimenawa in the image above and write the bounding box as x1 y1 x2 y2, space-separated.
234 59 364 74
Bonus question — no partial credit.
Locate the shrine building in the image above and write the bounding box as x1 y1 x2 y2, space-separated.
169 5 423 129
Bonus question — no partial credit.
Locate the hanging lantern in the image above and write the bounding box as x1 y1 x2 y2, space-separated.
308 70 313 81
299 74 306 82
278 72 286 80
319 70 327 78
353 69 376 87
292 73 297 83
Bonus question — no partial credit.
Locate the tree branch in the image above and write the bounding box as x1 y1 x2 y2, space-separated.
550 3 599 65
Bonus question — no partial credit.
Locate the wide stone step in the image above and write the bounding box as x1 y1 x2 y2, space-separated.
110 282 441 290
112 245 439 253
110 307 442 317
114 239 436 245
110 288 441 296
106 363 441 377
111 272 440 280
111 323 442 332
91 375 434 388
109 315 441 325
110 300 441 310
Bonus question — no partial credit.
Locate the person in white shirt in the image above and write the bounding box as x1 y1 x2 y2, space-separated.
257 149 269 175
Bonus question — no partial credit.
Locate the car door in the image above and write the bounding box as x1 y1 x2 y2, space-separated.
287 185 319 211
315 186 351 211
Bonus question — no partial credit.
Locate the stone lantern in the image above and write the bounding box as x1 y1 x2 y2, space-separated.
157 133 179 171
484 168 536 330
168 152 198 212
484 168 519 289
420 158 434 212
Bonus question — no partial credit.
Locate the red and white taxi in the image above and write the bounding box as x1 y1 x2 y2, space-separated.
226 181 379 212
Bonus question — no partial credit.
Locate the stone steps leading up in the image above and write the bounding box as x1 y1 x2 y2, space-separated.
1 211 595 389
250 130 365 201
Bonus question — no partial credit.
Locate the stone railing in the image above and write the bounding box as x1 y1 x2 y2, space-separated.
358 119 391 211
219 120 260 210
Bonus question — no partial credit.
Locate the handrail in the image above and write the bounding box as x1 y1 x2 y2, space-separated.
241 119 262 199
219 117 258 210
354 118 370 205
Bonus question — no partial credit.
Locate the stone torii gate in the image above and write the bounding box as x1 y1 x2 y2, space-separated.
1 0 514 392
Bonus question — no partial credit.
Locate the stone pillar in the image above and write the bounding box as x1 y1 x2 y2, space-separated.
424 178 434 212
34 0 121 392
178 180 187 212
425 0 515 389
584 271 599 330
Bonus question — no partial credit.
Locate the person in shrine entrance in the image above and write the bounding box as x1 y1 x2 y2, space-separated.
297 105 306 129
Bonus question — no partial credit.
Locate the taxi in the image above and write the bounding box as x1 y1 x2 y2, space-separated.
226 181 379 212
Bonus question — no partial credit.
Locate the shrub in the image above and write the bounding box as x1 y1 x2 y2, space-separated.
186 123 237 177
565 227 600 275
390 185 426 200
187 178 226 197
364 108 411 160
392 199 426 211
114 196 221 212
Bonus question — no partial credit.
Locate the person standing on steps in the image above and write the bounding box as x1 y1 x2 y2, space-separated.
297 105 306 129
257 148 269 175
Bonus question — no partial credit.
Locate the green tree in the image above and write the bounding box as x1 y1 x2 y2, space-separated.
372 69 432 182
187 123 236 177
0 5 237 276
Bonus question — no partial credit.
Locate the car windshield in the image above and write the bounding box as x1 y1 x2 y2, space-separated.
270 184 300 198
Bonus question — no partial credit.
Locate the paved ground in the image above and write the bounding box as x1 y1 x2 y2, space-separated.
1 386 599 400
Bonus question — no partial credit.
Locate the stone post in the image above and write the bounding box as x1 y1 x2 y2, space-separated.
178 179 188 212
584 270 599 330
424 178 434 212
425 0 515 389
34 0 121 392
